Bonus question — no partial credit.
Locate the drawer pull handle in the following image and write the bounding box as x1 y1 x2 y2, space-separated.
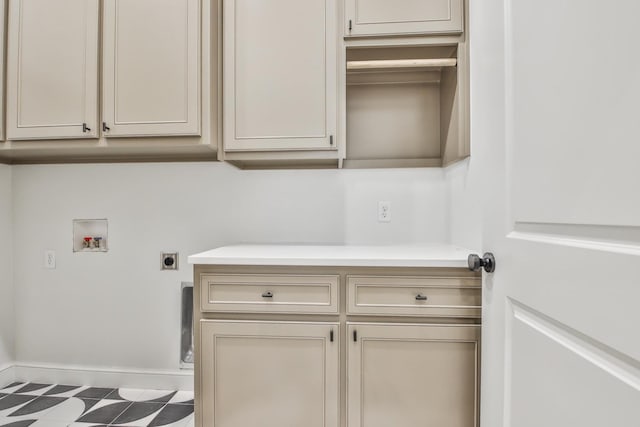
262 291 274 298
415 294 428 301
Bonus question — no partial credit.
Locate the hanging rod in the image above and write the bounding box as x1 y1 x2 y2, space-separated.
347 58 457 71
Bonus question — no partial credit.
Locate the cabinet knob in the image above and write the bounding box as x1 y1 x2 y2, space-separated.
415 294 428 301
82 123 91 133
103 122 111 132
262 291 274 298
468 252 496 273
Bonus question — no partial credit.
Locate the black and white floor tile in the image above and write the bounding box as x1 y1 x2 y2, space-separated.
0 382 193 427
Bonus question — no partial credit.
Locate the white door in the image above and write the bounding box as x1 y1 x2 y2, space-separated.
102 0 201 137
223 0 337 152
475 1 640 426
200 321 339 427
6 0 99 140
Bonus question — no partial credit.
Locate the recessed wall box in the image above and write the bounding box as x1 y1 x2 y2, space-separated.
73 219 108 253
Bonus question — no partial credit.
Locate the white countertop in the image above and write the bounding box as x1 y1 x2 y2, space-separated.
188 244 473 268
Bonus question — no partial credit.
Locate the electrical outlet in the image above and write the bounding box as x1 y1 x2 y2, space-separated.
378 201 391 223
161 252 179 270
44 250 56 269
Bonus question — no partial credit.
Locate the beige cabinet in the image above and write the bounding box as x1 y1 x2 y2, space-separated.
0 0 6 141
102 0 201 137
194 264 481 427
347 323 480 427
6 0 100 140
345 0 464 37
200 320 339 427
223 0 337 152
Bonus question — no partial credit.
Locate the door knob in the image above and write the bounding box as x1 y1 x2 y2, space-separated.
468 253 496 273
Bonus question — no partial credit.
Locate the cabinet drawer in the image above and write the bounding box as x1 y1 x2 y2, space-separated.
201 274 339 314
347 275 480 317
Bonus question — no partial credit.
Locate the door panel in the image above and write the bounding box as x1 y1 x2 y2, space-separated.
201 321 339 427
473 0 640 426
6 0 99 139
224 0 336 151
102 0 200 137
509 2 640 227
506 302 640 427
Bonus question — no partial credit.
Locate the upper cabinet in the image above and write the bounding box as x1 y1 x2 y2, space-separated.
102 0 201 137
223 0 337 152
345 0 464 37
0 0 6 141
342 0 470 169
1 0 468 168
6 0 100 140
1 0 215 163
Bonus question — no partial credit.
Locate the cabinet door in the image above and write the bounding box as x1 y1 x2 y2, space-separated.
102 0 201 137
347 323 479 427
0 0 7 141
223 0 337 151
0 0 6 141
345 0 463 37
201 321 339 427
6 0 99 140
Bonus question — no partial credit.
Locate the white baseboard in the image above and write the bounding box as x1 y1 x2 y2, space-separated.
0 364 16 388
11 363 193 391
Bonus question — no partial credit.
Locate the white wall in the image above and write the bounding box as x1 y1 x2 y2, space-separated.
11 162 448 374
444 0 500 252
445 158 481 250
0 165 14 370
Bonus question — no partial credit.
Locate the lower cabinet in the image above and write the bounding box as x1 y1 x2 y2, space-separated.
200 320 340 427
347 323 480 427
195 268 481 427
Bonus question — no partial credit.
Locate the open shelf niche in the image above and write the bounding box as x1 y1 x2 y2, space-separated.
344 44 469 168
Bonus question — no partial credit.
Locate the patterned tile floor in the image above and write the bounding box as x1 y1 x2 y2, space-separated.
0 382 194 427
